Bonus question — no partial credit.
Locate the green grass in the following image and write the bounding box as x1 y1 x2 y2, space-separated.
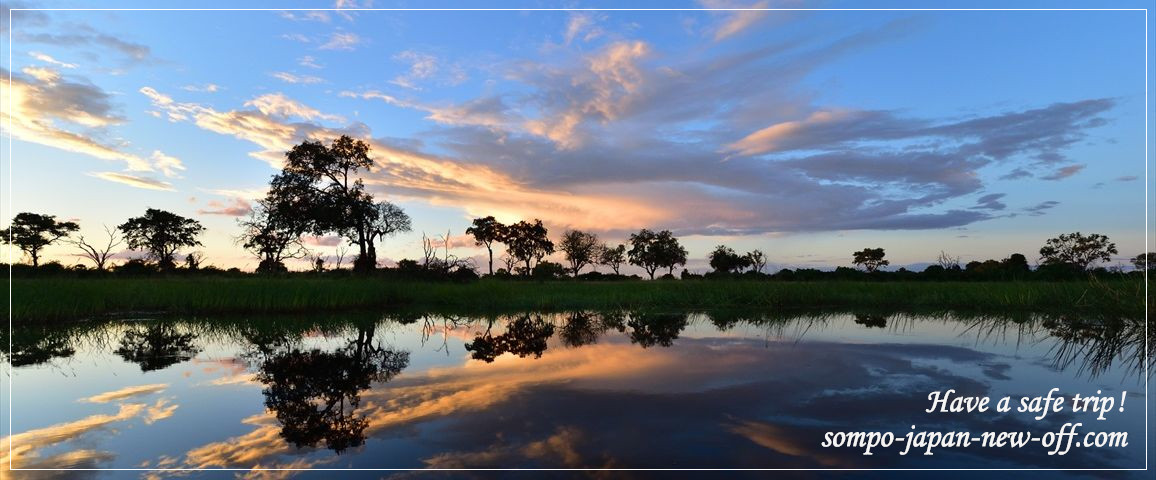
6 277 1146 323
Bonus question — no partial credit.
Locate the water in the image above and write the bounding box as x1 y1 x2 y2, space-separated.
2 311 1151 478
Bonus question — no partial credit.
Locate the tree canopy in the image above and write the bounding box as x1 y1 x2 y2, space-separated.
1 212 79 266
559 229 601 276
852 247 889 272
465 216 507 275
118 208 204 271
502 219 554 276
628 229 687 279
1039 232 1118 271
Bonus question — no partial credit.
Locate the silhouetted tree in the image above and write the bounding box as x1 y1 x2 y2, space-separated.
69 224 122 270
936 251 962 270
365 201 412 269
559 229 600 277
745 249 767 273
1 212 79 267
708 245 748 274
853 313 887 328
1039 232 1117 271
239 198 310 274
118 209 204 271
852 247 889 272
627 312 688 348
1131 252 1156 271
6 328 75 367
628 229 687 279
1002 253 1030 276
465 216 507 276
270 135 379 272
502 219 554 276
599 243 627 275
114 324 201 372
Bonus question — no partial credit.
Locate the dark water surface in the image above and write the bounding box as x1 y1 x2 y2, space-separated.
2 311 1151 478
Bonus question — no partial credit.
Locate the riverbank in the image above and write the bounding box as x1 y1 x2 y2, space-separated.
6 277 1145 323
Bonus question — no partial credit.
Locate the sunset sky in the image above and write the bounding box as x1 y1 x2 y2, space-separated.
1 1 1151 273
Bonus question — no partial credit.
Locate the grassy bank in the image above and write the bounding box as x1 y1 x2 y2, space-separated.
6 277 1145 323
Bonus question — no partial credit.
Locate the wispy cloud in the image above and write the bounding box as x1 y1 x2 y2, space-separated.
319 32 361 50
298 55 322 69
82 384 168 404
198 197 253 216
181 83 220 92
88 172 175 191
700 0 772 41
270 71 324 84
29 51 77 68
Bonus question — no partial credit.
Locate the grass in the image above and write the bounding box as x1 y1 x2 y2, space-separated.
5 277 1146 323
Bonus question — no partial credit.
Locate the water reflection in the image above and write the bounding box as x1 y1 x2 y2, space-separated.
3 310 1151 474
257 324 409 453
114 323 201 372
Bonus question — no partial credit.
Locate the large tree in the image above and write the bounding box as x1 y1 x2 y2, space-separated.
852 247 889 272
628 229 687 279
559 229 600 277
69 225 122 271
502 219 554 276
118 209 204 271
465 216 507 275
708 245 748 274
1 212 79 266
1039 232 1118 271
270 135 380 272
1131 252 1156 272
599 243 627 275
365 201 412 269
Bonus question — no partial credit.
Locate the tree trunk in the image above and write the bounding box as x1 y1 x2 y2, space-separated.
487 246 494 275
30 250 39 267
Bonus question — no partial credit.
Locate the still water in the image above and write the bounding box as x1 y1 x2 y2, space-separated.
2 311 1151 478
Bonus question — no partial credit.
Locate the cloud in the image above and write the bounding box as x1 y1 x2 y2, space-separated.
973 193 1007 211
88 172 175 191
1023 200 1060 216
143 398 179 425
1040 164 1085 180
1 1 49 33
30 51 78 68
82 383 168 403
318 32 361 50
1 403 145 471
198 197 254 216
701 0 772 41
18 27 157 66
181 83 220 93
244 93 345 123
564 13 604 45
151 150 186 178
391 50 439 90
270 71 324 85
278 10 330 22
298 55 322 69
1116 175 1139 182
302 235 344 247
281 33 310 43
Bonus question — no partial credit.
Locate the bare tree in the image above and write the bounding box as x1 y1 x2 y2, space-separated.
334 245 349 270
937 251 961 270
70 225 122 270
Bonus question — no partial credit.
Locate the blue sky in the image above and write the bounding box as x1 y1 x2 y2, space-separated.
1 1 1152 272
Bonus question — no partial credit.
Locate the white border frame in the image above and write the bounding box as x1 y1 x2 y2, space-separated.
4 4 1151 476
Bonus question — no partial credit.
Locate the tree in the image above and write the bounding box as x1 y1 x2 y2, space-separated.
239 198 310 274
69 224 122 270
936 251 961 271
628 229 687 279
852 247 889 272
270 135 379 272
559 229 600 277
745 250 767 273
1131 252 1156 271
502 219 554 276
708 245 747 274
1038 232 1118 271
118 208 204 271
1 212 79 267
599 243 627 275
365 201 412 269
465 216 507 276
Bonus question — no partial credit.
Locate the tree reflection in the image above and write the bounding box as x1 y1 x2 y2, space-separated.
627 312 688 348
465 314 555 362
114 324 200 372
5 329 75 367
853 313 888 329
1043 316 1152 380
558 311 626 348
256 324 409 454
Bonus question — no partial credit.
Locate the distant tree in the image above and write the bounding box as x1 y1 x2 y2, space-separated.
1 212 79 267
184 252 203 271
239 198 310 274
599 243 627 275
365 201 412 268
118 208 204 271
69 224 122 271
559 229 601 277
1038 232 1118 271
1002 253 1030 275
745 249 767 273
1131 252 1156 271
502 219 554 276
708 245 747 274
852 247 889 272
270 135 379 272
628 229 687 279
936 251 961 271
465 216 507 276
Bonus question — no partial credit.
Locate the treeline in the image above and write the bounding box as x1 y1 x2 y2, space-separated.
2 136 1151 281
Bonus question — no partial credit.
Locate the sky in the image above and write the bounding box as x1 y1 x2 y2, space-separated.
1 1 1153 273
